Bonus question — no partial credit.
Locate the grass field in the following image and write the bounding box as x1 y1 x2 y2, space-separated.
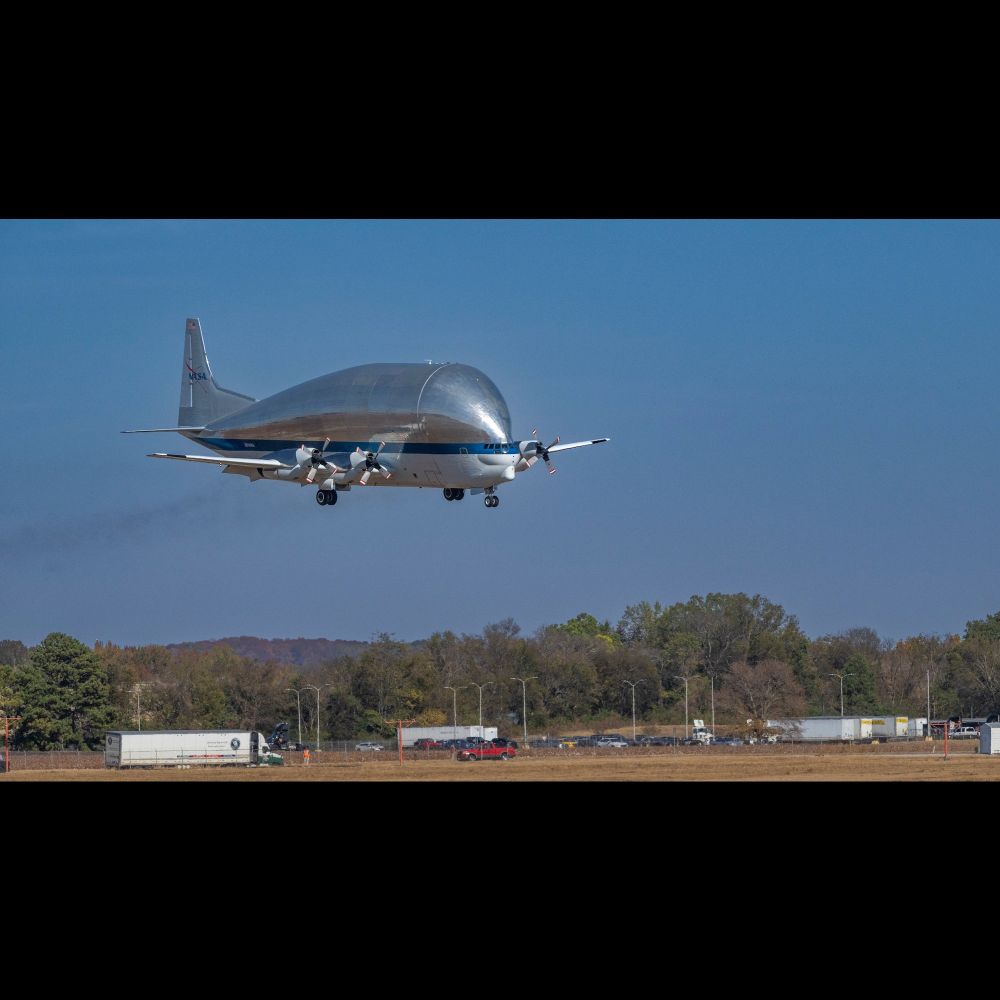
3 746 997 780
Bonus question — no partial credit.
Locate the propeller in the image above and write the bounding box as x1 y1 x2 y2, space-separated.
518 429 560 475
295 439 343 484
352 442 393 485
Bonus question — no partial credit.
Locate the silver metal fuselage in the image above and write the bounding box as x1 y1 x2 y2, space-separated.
187 362 519 489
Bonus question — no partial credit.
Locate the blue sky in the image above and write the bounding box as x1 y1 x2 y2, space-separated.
2 219 999 648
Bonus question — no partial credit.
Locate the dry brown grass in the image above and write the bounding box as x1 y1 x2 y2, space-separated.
3 745 996 781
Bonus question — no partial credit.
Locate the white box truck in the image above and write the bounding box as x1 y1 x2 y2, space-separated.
105 730 282 768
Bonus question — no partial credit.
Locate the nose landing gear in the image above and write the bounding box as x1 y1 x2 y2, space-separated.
484 488 499 508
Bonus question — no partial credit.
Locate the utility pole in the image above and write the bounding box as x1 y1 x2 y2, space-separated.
286 687 304 746
304 684 330 752
444 685 467 741
926 669 931 738
469 682 493 738
673 675 690 740
827 672 854 718
510 676 537 746
623 680 643 742
710 675 715 736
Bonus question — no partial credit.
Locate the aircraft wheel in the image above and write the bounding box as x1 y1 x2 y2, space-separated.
454 489 465 500
316 491 327 506
443 488 454 501
327 489 337 506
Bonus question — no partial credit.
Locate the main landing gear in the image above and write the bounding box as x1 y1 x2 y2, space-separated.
444 486 499 507
316 489 338 506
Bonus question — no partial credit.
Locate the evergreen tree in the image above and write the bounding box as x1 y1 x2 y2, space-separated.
842 652 879 715
0 640 29 666
16 633 115 749
964 610 1000 645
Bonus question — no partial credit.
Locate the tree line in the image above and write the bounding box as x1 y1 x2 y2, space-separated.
3 593 1000 750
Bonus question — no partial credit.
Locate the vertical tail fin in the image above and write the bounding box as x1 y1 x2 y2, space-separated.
178 318 256 427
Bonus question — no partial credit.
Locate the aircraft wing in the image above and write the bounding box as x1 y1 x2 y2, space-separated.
122 427 206 434
546 438 610 453
147 453 292 469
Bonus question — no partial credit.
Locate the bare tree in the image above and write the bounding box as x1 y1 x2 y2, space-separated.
717 659 807 721
970 639 1000 713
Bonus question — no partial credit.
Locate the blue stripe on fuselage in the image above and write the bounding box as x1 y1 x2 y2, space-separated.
200 439 518 455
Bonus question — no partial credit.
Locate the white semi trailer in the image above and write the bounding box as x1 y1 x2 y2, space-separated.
401 726 498 747
870 716 909 737
105 730 281 768
767 717 873 741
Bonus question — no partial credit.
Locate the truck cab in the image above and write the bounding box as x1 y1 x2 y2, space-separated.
691 721 715 745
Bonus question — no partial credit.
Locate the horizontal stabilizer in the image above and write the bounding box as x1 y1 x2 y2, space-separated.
122 427 206 434
148 453 291 469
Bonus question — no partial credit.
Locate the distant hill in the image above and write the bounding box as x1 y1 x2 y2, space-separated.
166 636 370 666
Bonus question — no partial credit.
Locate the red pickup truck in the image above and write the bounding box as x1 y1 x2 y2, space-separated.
457 740 517 761
413 738 445 750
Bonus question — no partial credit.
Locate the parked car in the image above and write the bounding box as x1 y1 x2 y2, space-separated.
356 742 385 751
713 737 745 746
596 737 628 748
949 727 979 739
413 738 444 750
492 738 519 748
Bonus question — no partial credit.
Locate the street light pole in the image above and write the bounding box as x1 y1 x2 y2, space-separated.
286 688 304 746
469 682 493 738
444 685 467 741
510 676 537 745
710 675 715 736
304 684 330 751
926 669 931 737
827 672 854 718
673 675 690 740
623 680 643 742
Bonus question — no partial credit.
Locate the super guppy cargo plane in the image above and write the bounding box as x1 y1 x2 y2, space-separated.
124 319 609 509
